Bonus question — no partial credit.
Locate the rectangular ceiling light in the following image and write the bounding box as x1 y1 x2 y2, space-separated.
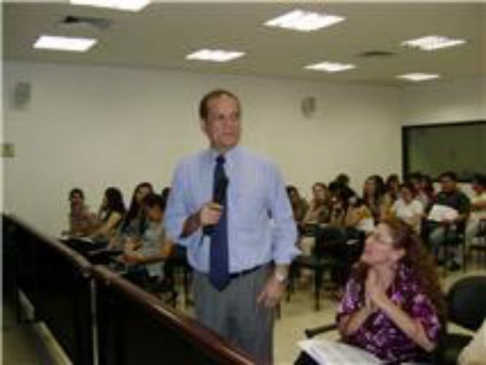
185 49 245 63
305 61 356 73
70 0 150 12
397 73 440 82
402 35 466 51
264 9 345 32
33 35 97 52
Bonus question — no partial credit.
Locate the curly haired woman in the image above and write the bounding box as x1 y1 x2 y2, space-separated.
337 218 445 364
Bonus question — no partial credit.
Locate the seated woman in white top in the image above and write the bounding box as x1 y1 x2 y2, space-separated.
391 183 424 233
466 174 486 246
344 195 375 235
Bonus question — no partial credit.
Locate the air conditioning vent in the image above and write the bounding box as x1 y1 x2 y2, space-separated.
358 50 395 58
59 15 111 31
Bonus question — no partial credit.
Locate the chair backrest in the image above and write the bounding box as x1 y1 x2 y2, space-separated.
447 276 486 331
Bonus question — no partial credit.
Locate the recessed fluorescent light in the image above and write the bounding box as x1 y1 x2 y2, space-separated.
264 9 345 32
402 35 466 51
33 35 97 52
185 49 245 63
305 61 356 73
70 0 150 12
397 73 440 82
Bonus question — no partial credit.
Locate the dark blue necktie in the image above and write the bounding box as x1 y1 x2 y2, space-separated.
209 155 230 290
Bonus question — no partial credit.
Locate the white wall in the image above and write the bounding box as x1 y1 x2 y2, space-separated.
4 61 401 235
400 75 486 126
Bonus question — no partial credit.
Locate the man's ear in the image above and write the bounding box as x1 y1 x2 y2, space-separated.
200 119 208 135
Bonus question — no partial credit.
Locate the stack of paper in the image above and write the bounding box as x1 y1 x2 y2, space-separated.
298 338 382 365
427 204 459 222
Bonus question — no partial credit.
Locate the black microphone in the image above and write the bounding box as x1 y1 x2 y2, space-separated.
203 176 229 236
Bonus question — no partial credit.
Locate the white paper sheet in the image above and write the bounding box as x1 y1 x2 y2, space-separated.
298 338 382 365
427 204 459 222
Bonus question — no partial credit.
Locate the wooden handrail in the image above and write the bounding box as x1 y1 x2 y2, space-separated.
92 265 256 365
3 213 92 275
3 212 255 364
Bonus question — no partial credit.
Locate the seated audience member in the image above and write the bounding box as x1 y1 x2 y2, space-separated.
316 190 369 287
334 173 351 189
324 189 373 237
90 187 126 241
421 175 436 207
362 175 389 223
109 182 153 249
337 218 444 364
426 171 471 270
161 186 171 204
329 175 357 200
304 182 332 224
384 174 401 207
122 193 173 291
409 172 435 211
299 183 332 256
344 195 375 235
466 174 486 247
287 185 309 225
66 188 97 237
391 183 424 233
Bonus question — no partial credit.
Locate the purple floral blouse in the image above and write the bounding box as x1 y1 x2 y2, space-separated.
337 264 441 364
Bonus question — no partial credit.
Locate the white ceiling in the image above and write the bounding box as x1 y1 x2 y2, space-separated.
4 2 486 86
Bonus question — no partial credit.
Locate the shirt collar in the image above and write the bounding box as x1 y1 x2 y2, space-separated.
207 145 240 170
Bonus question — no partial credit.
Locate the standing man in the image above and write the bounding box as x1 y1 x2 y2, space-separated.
164 89 298 364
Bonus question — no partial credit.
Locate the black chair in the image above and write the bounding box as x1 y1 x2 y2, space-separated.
61 237 109 258
88 248 123 265
443 222 467 274
435 275 486 365
288 233 336 311
425 221 467 275
468 219 486 268
289 227 364 311
121 266 179 307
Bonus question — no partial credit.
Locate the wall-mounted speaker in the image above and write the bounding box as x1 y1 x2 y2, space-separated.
301 96 316 118
12 81 32 110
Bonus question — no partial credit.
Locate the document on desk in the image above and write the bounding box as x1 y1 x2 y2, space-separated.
59 235 92 243
298 338 382 365
427 204 459 222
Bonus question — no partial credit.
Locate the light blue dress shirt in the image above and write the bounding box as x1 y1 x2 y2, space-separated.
164 146 299 274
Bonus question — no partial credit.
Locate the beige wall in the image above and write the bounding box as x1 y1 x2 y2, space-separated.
400 75 486 126
4 61 402 235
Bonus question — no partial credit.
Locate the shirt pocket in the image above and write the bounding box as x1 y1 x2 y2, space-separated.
187 170 212 211
233 184 268 230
